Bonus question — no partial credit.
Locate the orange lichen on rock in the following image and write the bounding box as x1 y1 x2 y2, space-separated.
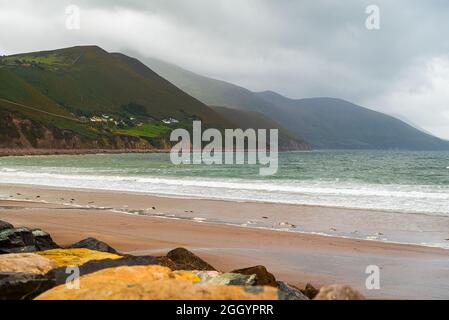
36 248 122 267
35 265 278 300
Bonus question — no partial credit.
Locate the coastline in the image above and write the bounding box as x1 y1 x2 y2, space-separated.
1 184 449 299
0 148 170 157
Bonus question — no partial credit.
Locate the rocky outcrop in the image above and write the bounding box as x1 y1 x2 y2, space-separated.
0 112 153 151
0 253 57 275
36 248 122 267
0 272 56 300
166 248 216 271
193 271 256 286
277 281 309 300
0 220 13 231
314 284 365 300
301 283 319 299
48 255 158 285
70 237 118 254
0 227 59 254
231 265 277 287
35 265 278 300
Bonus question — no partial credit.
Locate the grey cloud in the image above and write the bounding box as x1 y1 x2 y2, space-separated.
0 0 448 138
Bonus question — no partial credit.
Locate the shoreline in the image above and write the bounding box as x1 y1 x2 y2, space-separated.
1 182 448 250
1 184 449 299
0 148 171 157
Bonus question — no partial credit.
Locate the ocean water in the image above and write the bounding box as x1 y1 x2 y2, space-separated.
1 151 449 248
1 151 449 215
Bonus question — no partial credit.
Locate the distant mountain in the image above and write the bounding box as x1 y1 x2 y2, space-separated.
211 106 310 151
256 92 449 150
144 56 449 150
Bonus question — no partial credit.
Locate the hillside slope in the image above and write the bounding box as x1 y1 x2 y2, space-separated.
256 92 449 150
0 46 229 150
144 56 449 150
211 106 310 151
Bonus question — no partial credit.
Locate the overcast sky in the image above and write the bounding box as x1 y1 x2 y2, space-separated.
1 0 449 139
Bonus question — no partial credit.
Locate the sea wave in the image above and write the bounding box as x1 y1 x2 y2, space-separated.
1 168 449 216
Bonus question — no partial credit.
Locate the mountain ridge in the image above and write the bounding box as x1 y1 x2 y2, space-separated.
142 55 449 150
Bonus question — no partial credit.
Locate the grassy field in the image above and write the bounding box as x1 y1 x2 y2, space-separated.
116 123 171 139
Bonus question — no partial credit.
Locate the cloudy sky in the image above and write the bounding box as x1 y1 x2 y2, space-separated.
1 0 449 138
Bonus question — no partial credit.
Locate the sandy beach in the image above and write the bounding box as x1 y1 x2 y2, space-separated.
1 184 448 299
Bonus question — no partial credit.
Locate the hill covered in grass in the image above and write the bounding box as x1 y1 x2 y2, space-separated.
0 46 307 151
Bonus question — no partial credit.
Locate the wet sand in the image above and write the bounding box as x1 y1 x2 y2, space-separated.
0 184 448 299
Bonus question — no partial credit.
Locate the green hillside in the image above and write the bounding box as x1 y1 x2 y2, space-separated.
0 46 236 150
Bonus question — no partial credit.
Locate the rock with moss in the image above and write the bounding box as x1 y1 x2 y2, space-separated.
231 265 277 287
0 227 59 254
166 248 216 271
277 281 309 300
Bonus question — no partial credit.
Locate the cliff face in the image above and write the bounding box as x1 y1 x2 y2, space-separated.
0 112 152 150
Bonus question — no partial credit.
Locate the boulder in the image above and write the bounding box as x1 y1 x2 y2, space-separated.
314 284 366 300
231 265 277 287
166 248 216 271
0 253 57 275
31 229 59 251
70 237 118 254
35 265 278 300
0 227 58 254
0 220 13 231
36 248 122 267
301 283 319 299
48 255 158 285
0 272 56 300
193 271 256 286
277 281 309 300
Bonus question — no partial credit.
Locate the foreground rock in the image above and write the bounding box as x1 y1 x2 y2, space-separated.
277 281 309 300
166 248 216 271
35 265 278 300
231 265 277 287
0 253 57 275
36 248 122 267
70 237 119 254
0 220 13 231
48 255 159 285
301 283 319 299
193 271 256 286
0 272 56 300
0 227 59 254
314 284 365 300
